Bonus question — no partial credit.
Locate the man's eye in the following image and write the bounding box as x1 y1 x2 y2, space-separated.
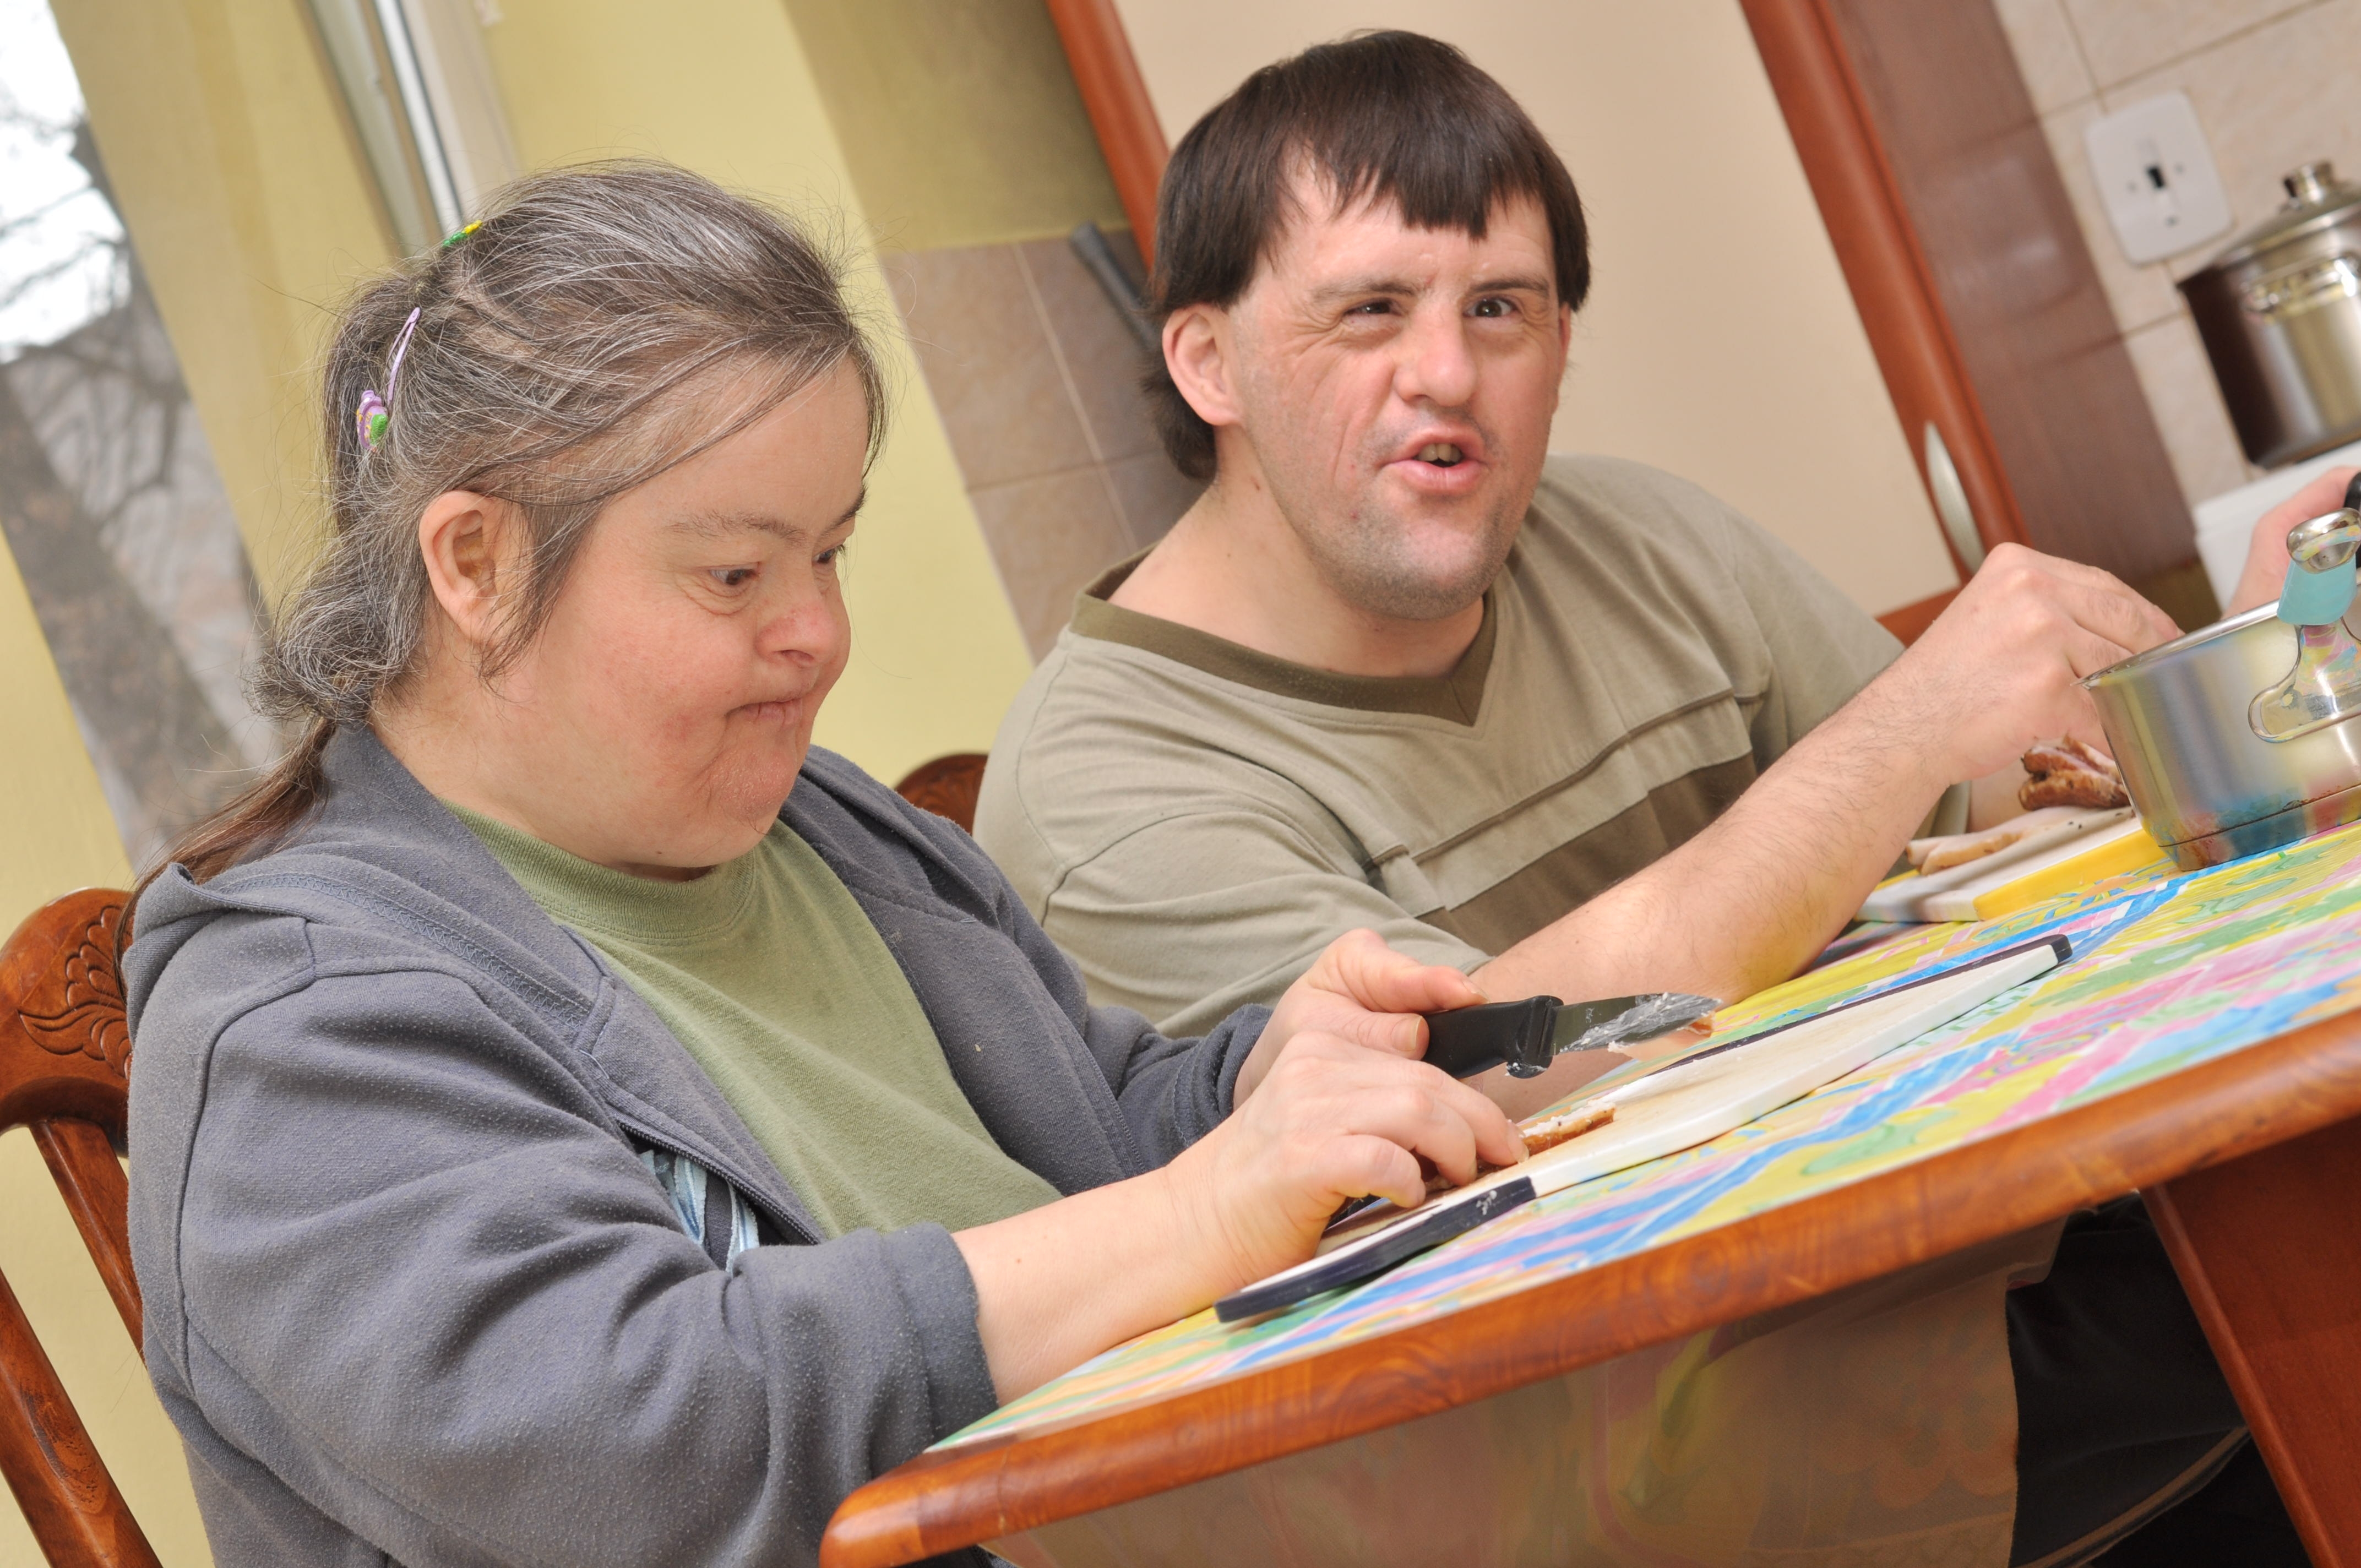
817 544 845 568
1471 297 1515 319
709 567 757 589
1348 300 1395 317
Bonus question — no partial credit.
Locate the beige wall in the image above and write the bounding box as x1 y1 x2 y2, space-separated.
785 0 1127 253
0 559 131 924
1113 0 1962 618
1995 0 2361 511
787 0 1184 663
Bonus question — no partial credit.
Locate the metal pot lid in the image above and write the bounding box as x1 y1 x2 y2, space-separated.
2201 161 2361 270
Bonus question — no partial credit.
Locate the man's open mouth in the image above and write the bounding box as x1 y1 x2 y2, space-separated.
1417 442 1465 467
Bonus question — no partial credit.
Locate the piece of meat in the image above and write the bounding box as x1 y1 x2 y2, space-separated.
1416 1101 1620 1195
1912 821 2032 873
1518 1100 1616 1157
2019 737 2129 811
2022 737 2120 781
2020 768 2129 809
1906 806 2082 873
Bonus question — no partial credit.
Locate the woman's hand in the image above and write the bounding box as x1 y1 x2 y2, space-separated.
1166 1030 1524 1289
2228 467 2361 615
1238 928 1488 1102
956 1023 1520 1400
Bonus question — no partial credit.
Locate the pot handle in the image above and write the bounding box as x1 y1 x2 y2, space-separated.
2253 475 2361 742
2276 474 2361 627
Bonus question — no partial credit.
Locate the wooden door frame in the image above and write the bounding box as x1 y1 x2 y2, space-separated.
1044 0 1169 262
1736 0 2022 580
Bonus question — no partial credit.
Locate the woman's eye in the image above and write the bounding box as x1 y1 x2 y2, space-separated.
816 544 845 568
709 567 758 590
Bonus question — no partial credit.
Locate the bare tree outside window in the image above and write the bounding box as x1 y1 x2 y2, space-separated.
1 0 273 869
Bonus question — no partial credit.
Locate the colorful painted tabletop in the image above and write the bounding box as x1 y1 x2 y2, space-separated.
941 817 2361 1450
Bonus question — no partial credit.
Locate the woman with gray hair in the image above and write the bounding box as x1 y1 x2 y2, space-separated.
121 161 1516 1567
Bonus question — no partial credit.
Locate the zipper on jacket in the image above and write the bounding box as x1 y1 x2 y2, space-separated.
611 1112 820 1248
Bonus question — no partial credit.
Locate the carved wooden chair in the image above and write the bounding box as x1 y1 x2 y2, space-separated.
0 888 156 1567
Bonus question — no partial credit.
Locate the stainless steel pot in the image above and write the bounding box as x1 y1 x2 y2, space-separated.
2182 162 2361 469
2087 602 2361 869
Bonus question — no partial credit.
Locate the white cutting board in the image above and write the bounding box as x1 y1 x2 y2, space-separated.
1313 941 2061 1257
1860 809 2134 923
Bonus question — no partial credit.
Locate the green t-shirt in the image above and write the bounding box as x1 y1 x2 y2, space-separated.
450 804 1059 1239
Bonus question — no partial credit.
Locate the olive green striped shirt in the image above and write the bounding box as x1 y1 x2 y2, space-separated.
976 454 1904 1036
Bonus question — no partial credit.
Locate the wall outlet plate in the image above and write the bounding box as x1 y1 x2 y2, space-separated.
2084 91 2233 264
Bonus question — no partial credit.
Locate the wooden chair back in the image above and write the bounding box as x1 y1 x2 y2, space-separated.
894 753 989 834
0 889 157 1567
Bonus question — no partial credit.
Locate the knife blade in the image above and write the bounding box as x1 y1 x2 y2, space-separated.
1419 990 1720 1080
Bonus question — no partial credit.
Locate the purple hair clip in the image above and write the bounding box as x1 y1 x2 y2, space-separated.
355 306 422 453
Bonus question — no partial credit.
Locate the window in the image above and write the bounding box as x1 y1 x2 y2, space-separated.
0 0 271 866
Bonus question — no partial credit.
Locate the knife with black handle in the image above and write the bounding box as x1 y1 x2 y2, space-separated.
1419 991 1719 1079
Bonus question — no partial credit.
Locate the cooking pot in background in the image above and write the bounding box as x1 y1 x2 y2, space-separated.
2182 162 2361 469
2086 477 2361 869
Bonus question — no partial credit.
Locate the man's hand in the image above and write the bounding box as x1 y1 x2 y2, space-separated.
1861 543 2180 789
1468 545 2177 1015
2228 467 2361 615
1238 928 1486 1102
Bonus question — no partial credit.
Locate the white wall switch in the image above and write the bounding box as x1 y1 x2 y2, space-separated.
2083 91 2233 264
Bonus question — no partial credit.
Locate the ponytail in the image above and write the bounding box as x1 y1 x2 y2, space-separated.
127 718 335 929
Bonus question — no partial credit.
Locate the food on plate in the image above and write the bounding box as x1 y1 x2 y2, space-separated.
1898 741 2130 878
2019 737 2129 810
1517 1099 1617 1157
1415 1100 1619 1195
1906 806 2080 874
1913 826 2020 875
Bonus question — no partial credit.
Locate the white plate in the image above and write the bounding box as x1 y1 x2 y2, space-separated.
1860 808 2134 923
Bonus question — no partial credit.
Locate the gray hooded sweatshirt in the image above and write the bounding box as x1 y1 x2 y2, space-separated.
123 727 1265 1567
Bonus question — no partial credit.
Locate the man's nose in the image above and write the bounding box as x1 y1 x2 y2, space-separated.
1392 308 1479 410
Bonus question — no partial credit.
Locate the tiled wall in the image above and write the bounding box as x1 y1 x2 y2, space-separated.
1995 0 2361 509
890 230 1203 658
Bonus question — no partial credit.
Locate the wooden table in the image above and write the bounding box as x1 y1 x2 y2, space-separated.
824 853 2361 1567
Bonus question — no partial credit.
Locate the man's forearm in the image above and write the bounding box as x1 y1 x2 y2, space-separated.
1473 690 1951 1012
1466 541 2179 1046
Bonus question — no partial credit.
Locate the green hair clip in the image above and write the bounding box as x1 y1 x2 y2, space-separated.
442 220 481 249
355 307 421 454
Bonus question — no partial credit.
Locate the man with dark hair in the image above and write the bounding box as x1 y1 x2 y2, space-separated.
977 30 2305 1566
980 30 2169 1053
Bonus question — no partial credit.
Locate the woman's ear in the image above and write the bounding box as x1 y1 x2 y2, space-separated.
416 491 516 650
1163 304 1243 432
